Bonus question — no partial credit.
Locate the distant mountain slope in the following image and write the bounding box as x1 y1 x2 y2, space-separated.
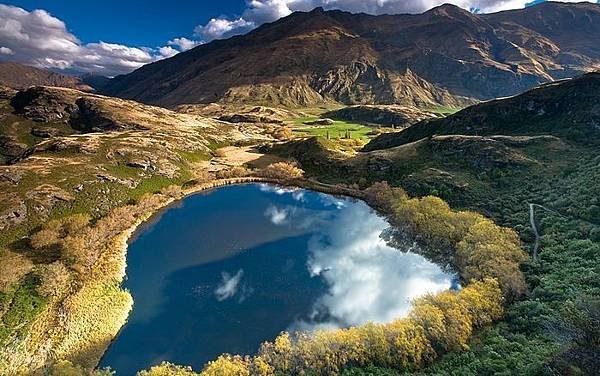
0 62 93 91
103 2 600 108
364 71 600 151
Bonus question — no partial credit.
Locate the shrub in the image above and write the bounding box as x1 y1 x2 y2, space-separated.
201 355 250 376
37 261 71 298
44 360 113 375
272 127 293 140
215 166 249 179
61 214 92 236
161 185 183 198
30 229 62 250
0 250 33 292
138 362 199 376
213 148 229 158
259 162 304 180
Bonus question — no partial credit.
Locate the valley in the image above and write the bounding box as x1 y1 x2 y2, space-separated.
0 1 598 376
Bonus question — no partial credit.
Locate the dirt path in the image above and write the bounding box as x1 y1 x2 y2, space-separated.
528 203 562 261
210 146 282 171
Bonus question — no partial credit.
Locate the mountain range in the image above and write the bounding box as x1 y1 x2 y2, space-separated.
0 62 93 91
101 1 600 108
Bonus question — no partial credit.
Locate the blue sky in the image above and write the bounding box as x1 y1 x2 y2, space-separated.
7 0 246 46
0 1 596 76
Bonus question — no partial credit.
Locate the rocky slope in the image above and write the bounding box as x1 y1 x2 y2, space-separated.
364 72 600 151
103 2 600 108
0 62 93 91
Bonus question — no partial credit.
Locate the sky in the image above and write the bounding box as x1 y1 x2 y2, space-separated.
0 1 596 76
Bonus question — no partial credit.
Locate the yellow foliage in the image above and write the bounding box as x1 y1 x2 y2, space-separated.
201 355 250 376
0 250 33 292
259 162 304 180
30 228 61 249
138 362 199 376
457 219 528 301
417 291 473 352
458 278 504 327
385 319 434 370
61 214 92 236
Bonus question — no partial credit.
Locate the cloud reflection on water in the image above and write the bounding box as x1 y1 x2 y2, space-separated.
264 188 454 332
214 269 244 301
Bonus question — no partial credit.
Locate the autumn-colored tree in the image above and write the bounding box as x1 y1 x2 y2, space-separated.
43 360 112 376
364 182 407 213
260 162 304 180
30 228 62 250
201 355 250 376
37 261 71 298
456 219 528 301
416 291 473 352
458 278 504 327
138 362 199 376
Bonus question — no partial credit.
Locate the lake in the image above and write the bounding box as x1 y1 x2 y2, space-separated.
99 184 454 375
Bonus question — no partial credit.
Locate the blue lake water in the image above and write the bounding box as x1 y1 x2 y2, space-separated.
99 184 453 375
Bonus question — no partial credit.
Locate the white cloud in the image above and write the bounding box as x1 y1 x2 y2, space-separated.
195 17 255 40
158 45 178 58
0 1 591 75
0 4 188 76
214 269 244 301
265 205 290 225
168 37 201 51
194 0 593 41
291 201 454 331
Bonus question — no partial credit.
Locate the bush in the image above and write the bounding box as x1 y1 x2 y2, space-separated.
37 261 71 298
259 162 304 180
161 185 183 198
201 355 250 376
44 360 113 375
138 362 198 376
215 166 249 179
61 214 91 236
30 229 61 250
272 127 293 140
0 250 33 292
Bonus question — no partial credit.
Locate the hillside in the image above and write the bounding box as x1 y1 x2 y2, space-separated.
267 71 600 373
0 85 285 373
103 2 600 108
0 62 93 91
364 71 600 151
324 104 444 129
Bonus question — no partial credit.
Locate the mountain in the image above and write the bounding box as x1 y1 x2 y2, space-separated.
102 2 600 108
0 62 93 91
363 71 600 151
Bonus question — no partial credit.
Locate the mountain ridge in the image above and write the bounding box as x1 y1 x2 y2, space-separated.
102 2 600 108
363 71 600 151
0 62 94 91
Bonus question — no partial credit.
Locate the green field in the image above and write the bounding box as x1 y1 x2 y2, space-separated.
289 116 375 142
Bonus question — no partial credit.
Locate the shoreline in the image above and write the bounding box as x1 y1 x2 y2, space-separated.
94 176 366 370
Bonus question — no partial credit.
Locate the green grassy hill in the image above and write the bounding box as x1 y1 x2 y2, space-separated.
364 72 600 152
272 72 600 375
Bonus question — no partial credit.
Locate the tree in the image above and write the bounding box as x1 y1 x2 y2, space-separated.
138 362 198 376
260 162 304 180
201 355 250 376
37 261 71 298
